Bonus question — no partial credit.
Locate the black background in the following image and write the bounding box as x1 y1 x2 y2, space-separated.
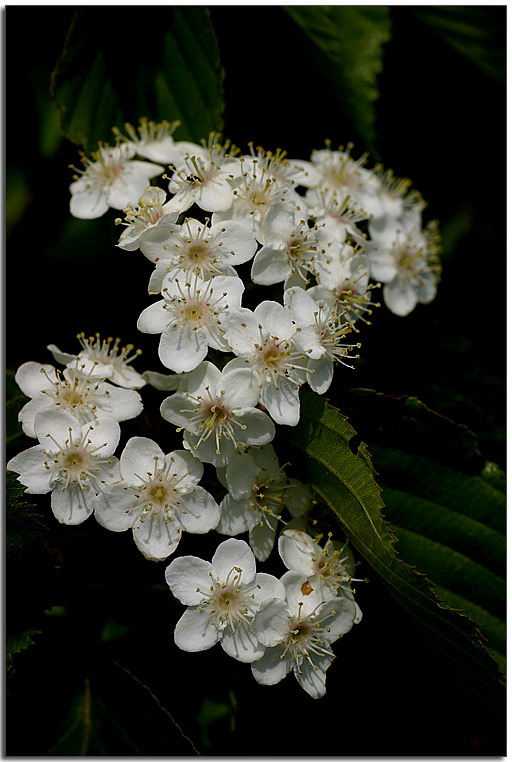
6 6 506 756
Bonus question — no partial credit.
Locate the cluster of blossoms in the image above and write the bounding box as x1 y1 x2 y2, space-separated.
8 120 441 698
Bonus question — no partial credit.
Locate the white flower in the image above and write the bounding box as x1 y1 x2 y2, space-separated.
305 188 368 246
278 529 363 623
7 408 120 525
113 118 185 164
160 361 275 467
368 217 441 316
301 143 374 202
364 166 426 241
94 437 220 561
15 362 143 439
213 163 308 242
250 202 331 287
69 143 163 219
166 134 241 213
220 302 308 426
165 538 286 662
48 333 146 389
217 444 312 561
251 570 356 698
139 217 257 293
309 251 380 327
284 287 361 394
116 187 179 252
137 271 244 373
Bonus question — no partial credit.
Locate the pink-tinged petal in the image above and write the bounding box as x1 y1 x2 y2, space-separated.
221 623 265 663
158 325 209 373
252 598 289 647
212 538 256 585
51 484 94 525
7 445 52 494
251 645 290 685
175 487 220 534
137 300 170 334
132 512 182 561
15 361 58 398
174 607 222 652
120 437 164 483
165 556 214 605
94 484 141 531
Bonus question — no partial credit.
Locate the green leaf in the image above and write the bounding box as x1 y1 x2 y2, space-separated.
47 664 199 755
51 7 224 152
411 6 505 83
6 472 49 558
284 6 391 149
290 389 505 714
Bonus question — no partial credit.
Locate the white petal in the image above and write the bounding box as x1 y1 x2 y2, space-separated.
252 598 290 647
225 453 257 498
221 623 265 663
249 518 278 561
159 324 209 373
212 538 256 585
137 300 170 334
383 279 418 316
120 437 163 483
260 380 301 426
254 300 294 340
15 361 58 398
217 495 255 535
251 245 290 285
220 368 260 409
278 529 316 575
94 483 141 531
51 483 94 524
7 445 52 494
236 408 276 446
174 607 222 652
70 185 109 219
252 573 286 606
176 487 220 534
307 356 334 394
165 556 213 605
295 656 330 699
251 645 290 685
132 512 182 561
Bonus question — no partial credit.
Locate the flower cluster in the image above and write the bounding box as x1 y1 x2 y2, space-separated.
8 120 441 698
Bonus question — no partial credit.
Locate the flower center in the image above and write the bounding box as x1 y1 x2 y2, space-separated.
185 241 212 266
260 341 288 372
180 300 209 326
